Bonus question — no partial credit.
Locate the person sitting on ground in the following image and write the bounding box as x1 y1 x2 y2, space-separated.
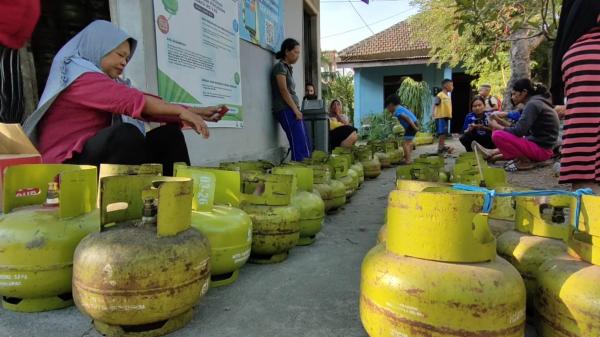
479 84 500 112
459 96 494 152
473 79 560 172
385 94 419 164
328 99 358 150
23 21 222 176
303 83 317 101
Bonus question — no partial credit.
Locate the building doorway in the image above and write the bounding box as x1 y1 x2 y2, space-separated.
303 5 318 97
383 74 423 103
450 72 477 134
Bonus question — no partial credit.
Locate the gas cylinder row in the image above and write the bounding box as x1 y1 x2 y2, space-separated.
0 144 389 336
367 151 600 337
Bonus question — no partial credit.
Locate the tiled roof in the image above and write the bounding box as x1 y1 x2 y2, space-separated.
338 20 430 64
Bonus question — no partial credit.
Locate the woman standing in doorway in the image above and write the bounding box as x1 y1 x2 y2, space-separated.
271 38 311 161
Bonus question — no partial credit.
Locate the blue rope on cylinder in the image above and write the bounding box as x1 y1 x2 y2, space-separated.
451 184 594 230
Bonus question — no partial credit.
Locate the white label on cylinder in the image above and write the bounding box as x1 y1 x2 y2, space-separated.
233 249 251 264
0 282 22 287
0 274 27 280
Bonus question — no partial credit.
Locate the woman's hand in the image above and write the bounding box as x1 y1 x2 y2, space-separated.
293 108 303 120
187 106 224 122
179 108 209 138
555 105 566 119
489 119 504 131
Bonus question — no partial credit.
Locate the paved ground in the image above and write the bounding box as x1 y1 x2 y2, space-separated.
0 139 542 337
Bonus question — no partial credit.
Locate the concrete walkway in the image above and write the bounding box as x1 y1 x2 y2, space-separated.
0 140 538 337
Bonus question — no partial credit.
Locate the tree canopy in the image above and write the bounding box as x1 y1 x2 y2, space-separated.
410 0 561 100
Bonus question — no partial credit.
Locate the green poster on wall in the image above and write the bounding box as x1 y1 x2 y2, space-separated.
154 0 244 128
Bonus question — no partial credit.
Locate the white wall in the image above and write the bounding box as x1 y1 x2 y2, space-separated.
110 0 310 166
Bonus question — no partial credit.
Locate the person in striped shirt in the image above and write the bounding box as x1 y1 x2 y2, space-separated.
552 0 600 193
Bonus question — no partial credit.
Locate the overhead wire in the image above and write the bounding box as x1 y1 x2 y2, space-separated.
348 0 375 35
321 7 417 39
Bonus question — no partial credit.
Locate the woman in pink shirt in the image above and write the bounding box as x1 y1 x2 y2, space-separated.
23 20 221 175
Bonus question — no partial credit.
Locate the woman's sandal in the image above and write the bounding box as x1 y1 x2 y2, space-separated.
437 146 454 155
504 159 535 172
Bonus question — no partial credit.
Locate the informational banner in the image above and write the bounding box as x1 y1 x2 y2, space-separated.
238 0 284 53
153 0 243 128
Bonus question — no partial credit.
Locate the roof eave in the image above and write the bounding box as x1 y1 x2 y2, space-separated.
338 57 435 69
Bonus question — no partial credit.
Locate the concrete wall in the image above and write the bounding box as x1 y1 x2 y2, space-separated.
353 63 448 128
110 0 314 166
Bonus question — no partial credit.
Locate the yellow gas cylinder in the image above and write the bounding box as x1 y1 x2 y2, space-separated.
239 171 301 264
567 194 600 264
309 164 346 212
451 162 482 185
392 124 405 138
73 176 211 337
332 147 364 187
308 150 358 195
395 163 438 182
99 163 163 178
328 156 356 199
369 141 392 169
354 146 381 179
535 256 600 337
361 190 526 337
377 180 448 245
415 154 445 168
455 153 477 166
219 160 274 172
482 185 521 237
451 162 507 188
0 164 99 312
515 194 573 241
272 166 325 246
533 194 600 337
175 166 252 288
415 155 449 182
496 194 572 309
488 186 521 222
331 154 360 193
350 161 365 188
384 139 404 165
414 132 434 145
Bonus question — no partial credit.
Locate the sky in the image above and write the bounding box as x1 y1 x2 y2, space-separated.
320 0 419 52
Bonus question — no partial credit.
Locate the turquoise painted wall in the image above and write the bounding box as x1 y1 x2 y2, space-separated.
354 64 450 128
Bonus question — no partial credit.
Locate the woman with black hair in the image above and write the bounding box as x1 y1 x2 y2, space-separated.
551 0 600 192
328 99 357 149
459 96 494 152
271 38 311 161
474 79 559 172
